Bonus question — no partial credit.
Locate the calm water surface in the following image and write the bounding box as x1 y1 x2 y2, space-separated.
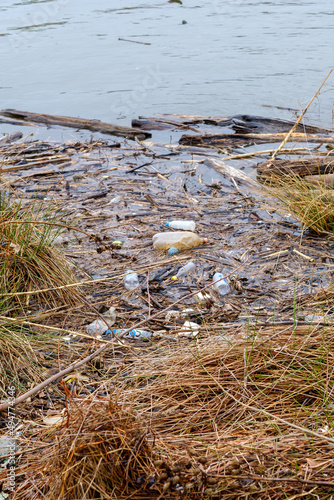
0 0 333 129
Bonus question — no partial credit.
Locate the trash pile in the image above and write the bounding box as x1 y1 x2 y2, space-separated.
1 112 334 498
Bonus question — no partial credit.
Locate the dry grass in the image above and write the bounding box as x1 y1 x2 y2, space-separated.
267 172 334 235
0 192 85 398
0 193 81 312
6 324 334 499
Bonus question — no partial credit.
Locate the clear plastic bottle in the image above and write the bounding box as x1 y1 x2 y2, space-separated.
166 220 196 231
113 328 152 340
175 261 196 278
212 272 231 296
86 307 116 336
153 232 207 251
124 270 139 291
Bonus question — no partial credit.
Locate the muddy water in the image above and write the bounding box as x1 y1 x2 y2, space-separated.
0 0 333 129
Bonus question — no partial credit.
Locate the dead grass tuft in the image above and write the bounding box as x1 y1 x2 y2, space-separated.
0 193 81 312
267 171 334 235
12 397 153 499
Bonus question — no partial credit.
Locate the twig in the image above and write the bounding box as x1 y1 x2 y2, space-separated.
118 37 151 46
0 343 109 412
293 248 315 262
271 70 333 159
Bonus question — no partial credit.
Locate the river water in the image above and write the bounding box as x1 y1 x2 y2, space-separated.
0 0 333 129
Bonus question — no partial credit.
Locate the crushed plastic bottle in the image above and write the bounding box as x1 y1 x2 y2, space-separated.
153 232 207 251
107 195 121 205
175 262 196 278
166 220 196 231
194 291 212 307
168 247 179 256
86 307 116 336
212 272 231 296
178 321 199 338
165 309 195 322
113 328 152 340
124 270 139 291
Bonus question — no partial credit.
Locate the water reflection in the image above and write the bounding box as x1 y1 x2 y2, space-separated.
0 0 333 128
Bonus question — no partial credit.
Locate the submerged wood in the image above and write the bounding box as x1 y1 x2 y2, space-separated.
180 132 334 148
0 131 23 147
0 109 151 139
134 113 333 134
257 156 334 179
204 157 274 204
304 173 334 188
204 157 260 187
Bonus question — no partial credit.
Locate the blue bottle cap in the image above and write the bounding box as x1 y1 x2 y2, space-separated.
168 247 179 256
165 222 170 227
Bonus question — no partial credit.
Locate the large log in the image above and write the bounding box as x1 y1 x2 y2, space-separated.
179 132 334 149
0 109 151 140
257 156 334 179
133 113 333 134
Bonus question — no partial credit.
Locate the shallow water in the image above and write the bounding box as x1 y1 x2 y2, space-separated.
0 0 333 129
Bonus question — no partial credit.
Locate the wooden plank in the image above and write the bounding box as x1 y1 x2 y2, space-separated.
0 109 151 140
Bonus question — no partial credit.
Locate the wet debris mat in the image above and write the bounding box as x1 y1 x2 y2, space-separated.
1 112 334 498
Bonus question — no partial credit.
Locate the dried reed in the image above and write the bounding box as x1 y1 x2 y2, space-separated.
6 324 334 499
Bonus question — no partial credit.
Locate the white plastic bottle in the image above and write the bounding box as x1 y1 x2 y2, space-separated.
166 220 196 231
153 232 207 251
175 262 196 278
212 272 230 296
124 270 139 290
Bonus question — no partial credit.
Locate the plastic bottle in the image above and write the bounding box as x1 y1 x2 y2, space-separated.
124 270 139 291
178 321 200 338
212 272 231 296
113 328 152 340
153 232 207 251
166 220 196 231
175 262 196 278
86 307 116 336
194 291 212 307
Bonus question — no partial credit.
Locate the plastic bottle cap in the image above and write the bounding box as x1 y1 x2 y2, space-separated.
171 276 178 281
165 222 170 227
168 247 179 256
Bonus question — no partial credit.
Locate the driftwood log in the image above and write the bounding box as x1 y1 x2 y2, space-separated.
257 156 334 179
204 157 260 187
133 114 332 134
179 132 334 149
0 109 151 140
